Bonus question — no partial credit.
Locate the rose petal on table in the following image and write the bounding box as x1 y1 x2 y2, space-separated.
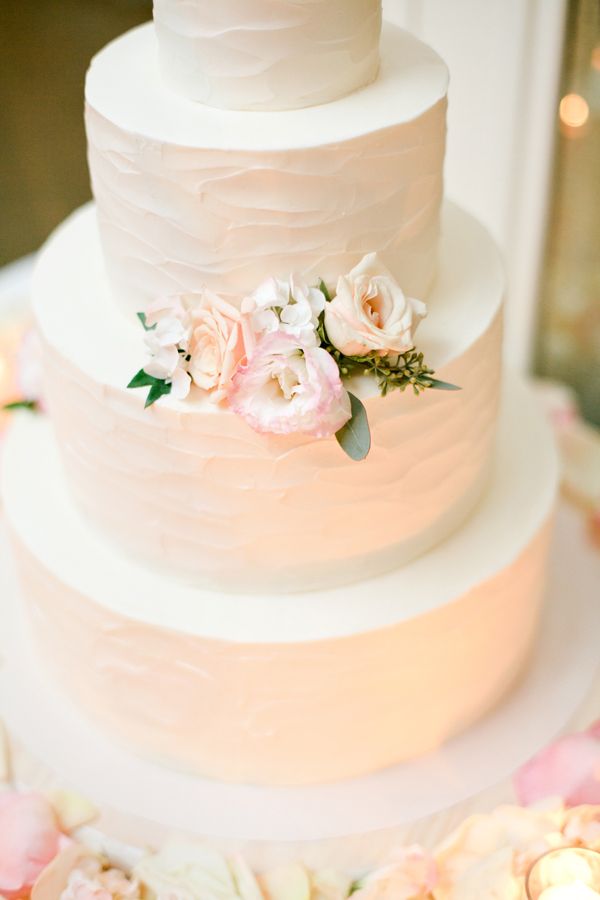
515 726 600 807
45 790 98 833
260 864 311 900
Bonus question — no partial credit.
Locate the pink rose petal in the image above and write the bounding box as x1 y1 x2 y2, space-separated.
0 792 63 899
515 722 600 807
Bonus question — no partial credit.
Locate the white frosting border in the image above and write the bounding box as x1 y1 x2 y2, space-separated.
85 21 448 151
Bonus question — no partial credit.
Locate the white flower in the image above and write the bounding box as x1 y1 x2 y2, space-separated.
228 332 351 438
243 275 326 347
324 253 426 357
134 841 264 900
142 297 193 400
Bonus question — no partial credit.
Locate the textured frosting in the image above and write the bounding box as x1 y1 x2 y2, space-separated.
153 0 382 111
2 380 558 785
33 202 504 594
85 22 448 314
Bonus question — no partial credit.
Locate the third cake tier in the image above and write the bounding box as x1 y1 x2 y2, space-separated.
34 201 503 593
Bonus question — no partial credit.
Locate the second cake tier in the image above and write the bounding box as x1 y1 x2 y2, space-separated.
34 201 503 593
2 379 557 785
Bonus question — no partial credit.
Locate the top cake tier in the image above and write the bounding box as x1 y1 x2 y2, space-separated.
85 22 448 316
153 0 382 111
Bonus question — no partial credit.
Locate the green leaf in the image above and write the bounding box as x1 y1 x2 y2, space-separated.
3 399 39 412
145 379 172 408
427 377 461 391
335 392 371 461
127 368 172 407
137 311 156 331
127 368 157 389
318 279 333 303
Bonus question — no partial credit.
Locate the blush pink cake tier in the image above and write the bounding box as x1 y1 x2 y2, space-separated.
2 0 559 809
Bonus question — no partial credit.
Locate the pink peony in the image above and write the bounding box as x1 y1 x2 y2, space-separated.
0 791 63 898
228 332 351 438
324 253 426 358
514 721 600 807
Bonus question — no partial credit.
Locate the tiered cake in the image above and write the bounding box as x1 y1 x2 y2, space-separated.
2 0 558 789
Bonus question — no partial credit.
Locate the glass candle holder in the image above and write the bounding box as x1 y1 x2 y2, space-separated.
526 848 600 899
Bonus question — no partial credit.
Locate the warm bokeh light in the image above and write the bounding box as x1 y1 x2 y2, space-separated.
592 46 600 72
559 93 590 129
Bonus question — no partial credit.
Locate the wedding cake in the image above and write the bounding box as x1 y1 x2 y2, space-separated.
2 0 558 791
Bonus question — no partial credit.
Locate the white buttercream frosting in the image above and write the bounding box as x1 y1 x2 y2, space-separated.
84 22 448 314
33 201 503 594
2 378 558 784
153 0 382 111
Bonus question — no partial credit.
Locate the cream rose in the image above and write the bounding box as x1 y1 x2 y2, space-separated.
324 253 427 357
188 291 245 401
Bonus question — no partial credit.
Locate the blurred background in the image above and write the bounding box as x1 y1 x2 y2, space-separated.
0 0 598 423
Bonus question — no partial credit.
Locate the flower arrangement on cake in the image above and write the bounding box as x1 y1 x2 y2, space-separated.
2 721 600 899
127 254 458 460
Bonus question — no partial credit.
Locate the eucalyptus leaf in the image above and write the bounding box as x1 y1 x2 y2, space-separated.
3 399 38 412
335 392 371 461
137 311 156 331
145 379 172 408
127 368 157 389
318 279 333 303
427 377 461 391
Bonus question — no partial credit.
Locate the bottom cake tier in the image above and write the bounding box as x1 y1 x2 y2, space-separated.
1 377 558 787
